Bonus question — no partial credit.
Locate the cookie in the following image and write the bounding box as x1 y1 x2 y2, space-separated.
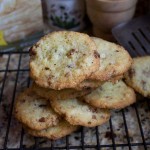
24 120 79 140
89 37 132 81
125 56 150 97
30 31 100 90
31 83 93 100
14 88 60 130
50 98 110 127
82 80 136 109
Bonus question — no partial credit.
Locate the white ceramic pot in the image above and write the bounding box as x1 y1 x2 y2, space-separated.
86 0 137 40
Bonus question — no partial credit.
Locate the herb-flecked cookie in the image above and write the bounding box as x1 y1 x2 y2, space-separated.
14 88 60 130
31 83 93 100
30 31 100 90
125 56 150 97
50 98 110 127
24 120 79 140
82 80 136 109
89 37 132 81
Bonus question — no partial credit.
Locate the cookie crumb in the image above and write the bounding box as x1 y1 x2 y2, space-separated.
39 117 45 122
94 50 100 59
66 49 77 57
45 67 49 70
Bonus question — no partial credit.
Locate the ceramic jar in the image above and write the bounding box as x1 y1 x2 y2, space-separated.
86 0 137 41
41 0 86 33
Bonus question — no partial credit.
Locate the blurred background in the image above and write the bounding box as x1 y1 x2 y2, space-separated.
0 0 149 47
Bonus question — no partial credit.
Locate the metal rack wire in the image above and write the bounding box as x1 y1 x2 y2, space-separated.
0 19 150 149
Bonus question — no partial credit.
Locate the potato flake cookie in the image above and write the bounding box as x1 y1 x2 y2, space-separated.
24 120 79 140
50 98 110 127
31 83 93 100
89 37 132 81
14 88 60 130
30 31 100 90
125 56 150 97
82 80 136 109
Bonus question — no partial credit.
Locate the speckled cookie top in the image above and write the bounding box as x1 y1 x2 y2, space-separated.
50 98 110 127
30 31 100 90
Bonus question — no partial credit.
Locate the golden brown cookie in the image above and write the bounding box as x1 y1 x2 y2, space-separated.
50 98 110 127
82 80 136 109
24 120 79 140
14 88 60 130
30 31 100 90
89 37 132 81
31 83 93 100
125 56 150 97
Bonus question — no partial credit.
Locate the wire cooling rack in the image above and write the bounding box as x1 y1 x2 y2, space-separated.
0 27 150 149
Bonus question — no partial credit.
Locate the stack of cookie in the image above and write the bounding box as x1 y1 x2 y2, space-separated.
14 31 136 140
